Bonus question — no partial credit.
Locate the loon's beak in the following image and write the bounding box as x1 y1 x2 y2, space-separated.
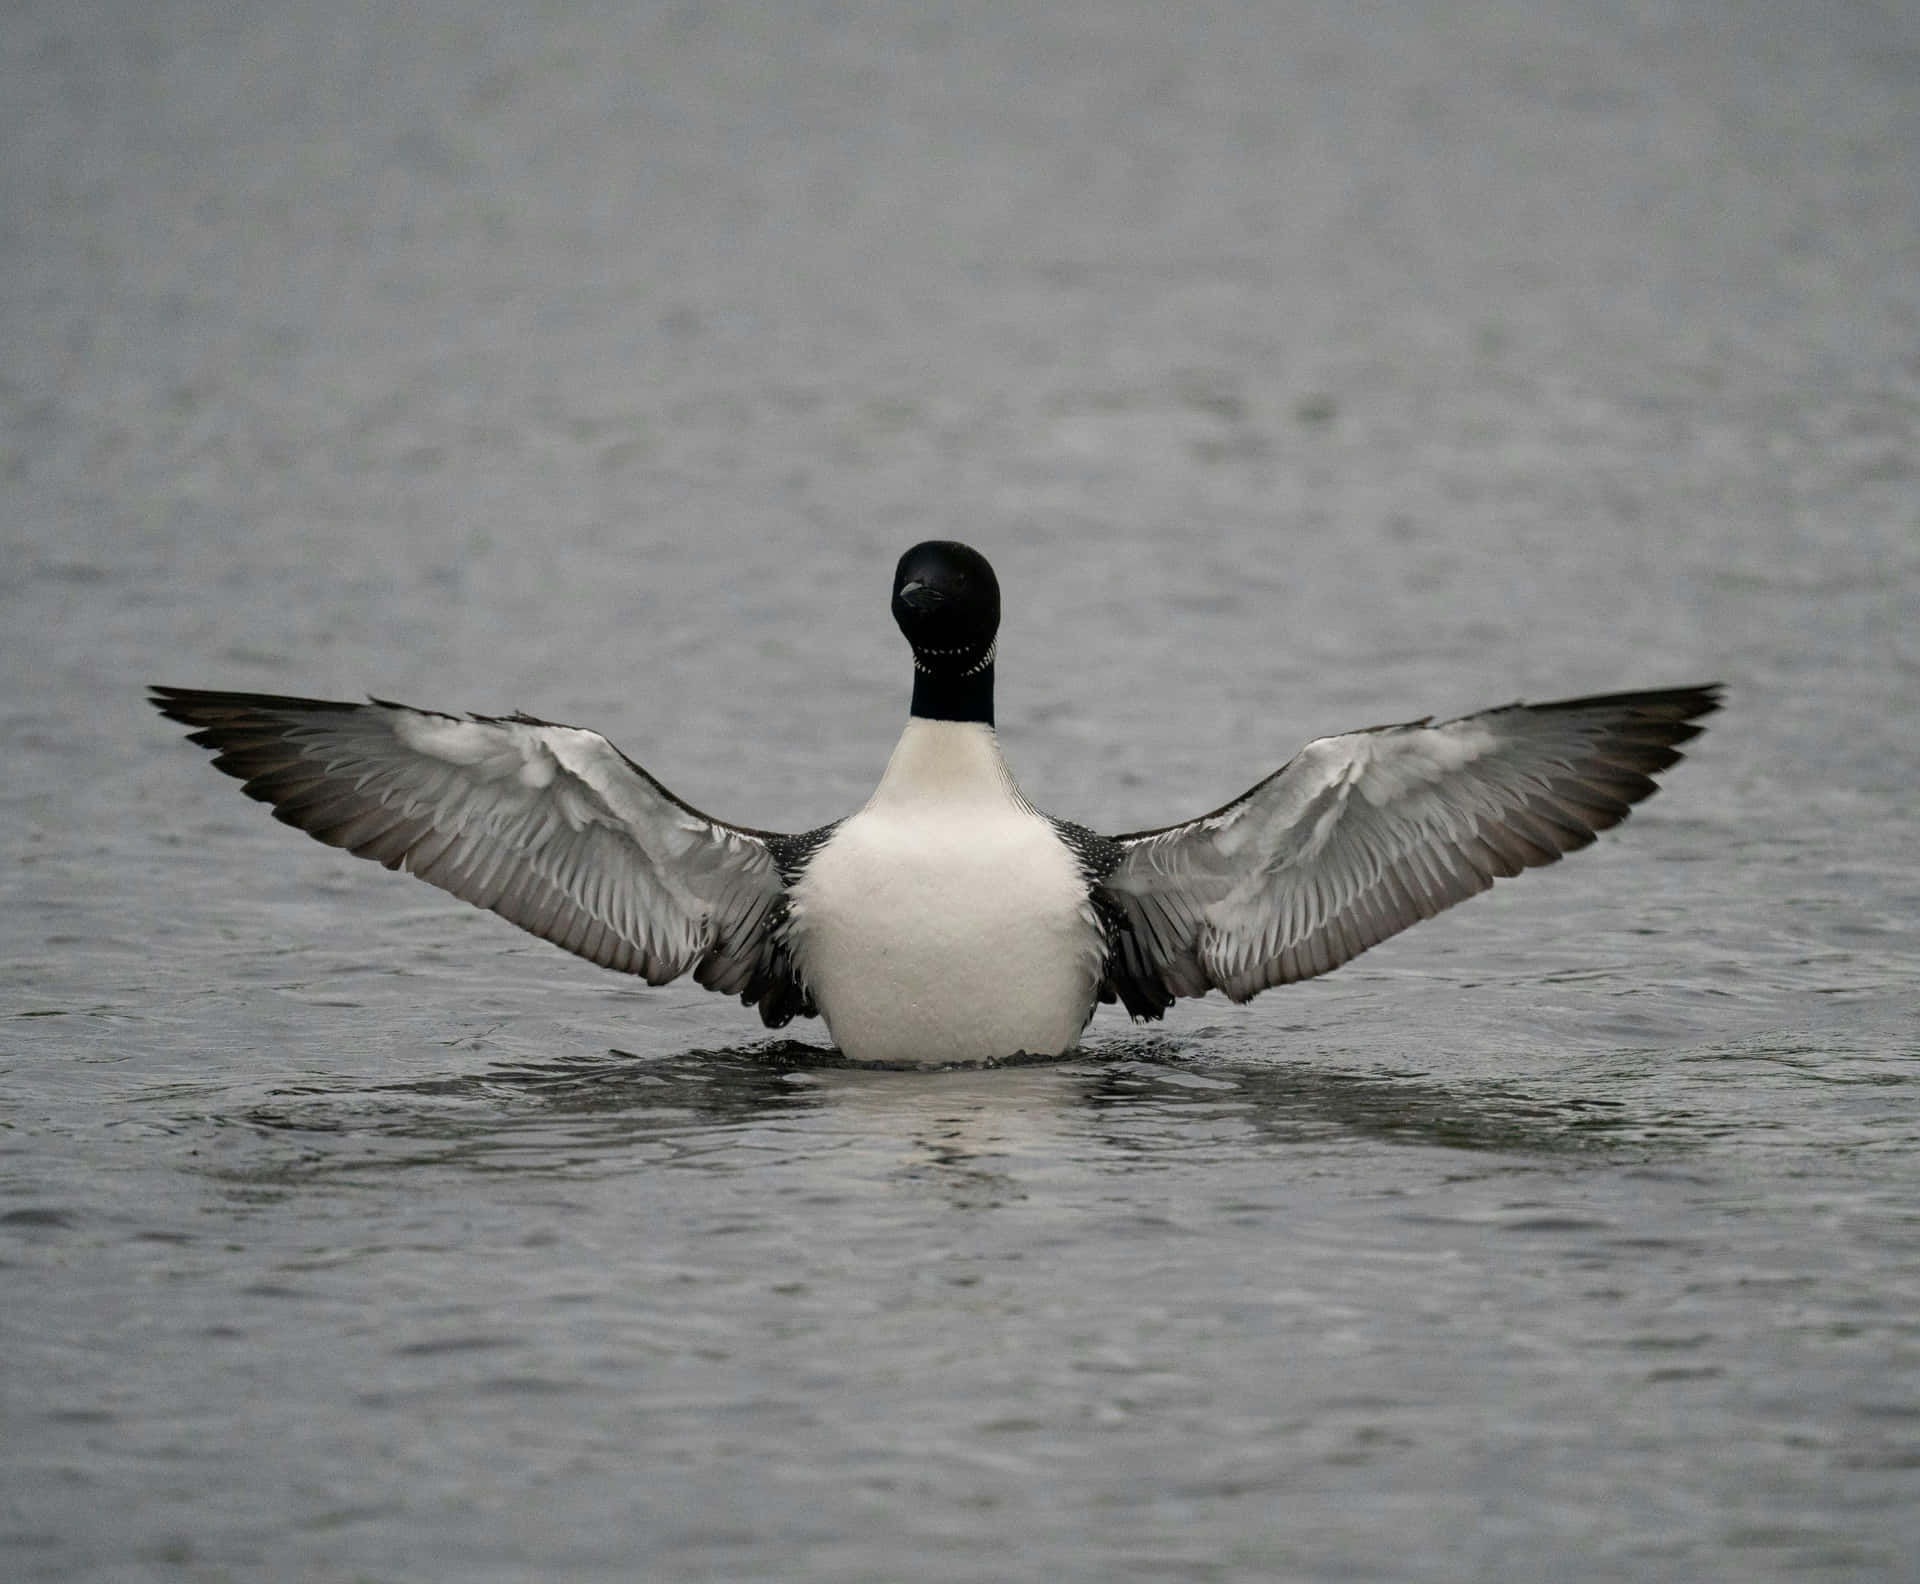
897 580 947 613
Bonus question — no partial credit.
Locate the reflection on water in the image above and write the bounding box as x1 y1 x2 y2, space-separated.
213 1035 1720 1194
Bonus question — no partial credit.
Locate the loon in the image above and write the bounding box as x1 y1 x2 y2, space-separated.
151 542 1720 1067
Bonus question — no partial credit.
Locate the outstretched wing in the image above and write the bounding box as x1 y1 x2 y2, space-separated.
1098 685 1722 1016
150 686 819 1022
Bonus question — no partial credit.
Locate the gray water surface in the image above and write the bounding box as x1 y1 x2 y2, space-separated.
6 2 1919 1580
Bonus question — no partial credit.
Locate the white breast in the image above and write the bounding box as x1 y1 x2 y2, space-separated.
787 720 1105 1067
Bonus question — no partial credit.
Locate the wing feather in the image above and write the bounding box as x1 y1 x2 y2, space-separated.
150 685 811 1013
1100 684 1721 1010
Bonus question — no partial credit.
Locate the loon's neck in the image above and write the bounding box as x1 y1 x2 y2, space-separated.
909 650 995 726
867 717 1028 814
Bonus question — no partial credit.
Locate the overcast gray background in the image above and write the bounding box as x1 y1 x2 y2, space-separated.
5 3 1919 1581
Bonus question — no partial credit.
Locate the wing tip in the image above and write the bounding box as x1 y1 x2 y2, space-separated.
149 684 370 729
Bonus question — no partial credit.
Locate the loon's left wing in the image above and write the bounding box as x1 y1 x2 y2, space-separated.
1096 685 1721 1017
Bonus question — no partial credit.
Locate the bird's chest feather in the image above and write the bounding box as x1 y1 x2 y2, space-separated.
786 804 1103 1063
794 805 1092 972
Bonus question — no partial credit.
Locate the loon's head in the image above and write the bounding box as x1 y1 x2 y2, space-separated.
892 541 1000 674
892 541 1000 723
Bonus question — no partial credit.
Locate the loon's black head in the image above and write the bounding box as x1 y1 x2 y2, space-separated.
892 541 1000 724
